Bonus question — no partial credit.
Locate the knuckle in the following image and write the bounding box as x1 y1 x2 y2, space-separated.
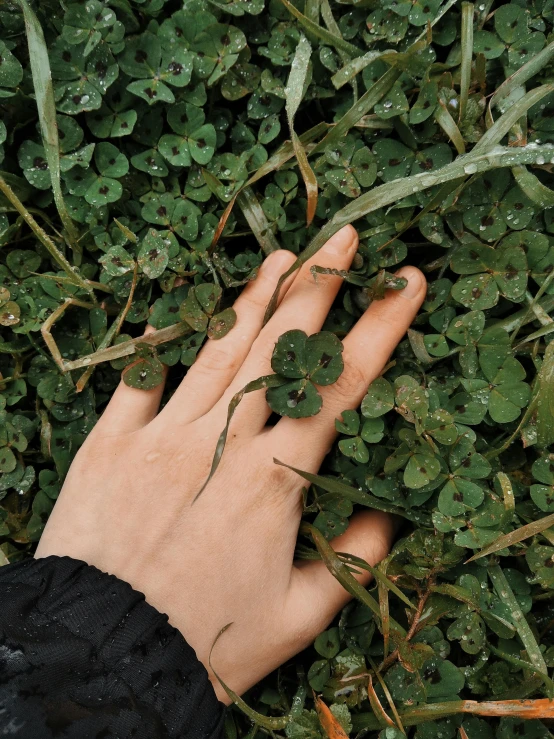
194 342 242 376
239 282 271 310
329 359 367 401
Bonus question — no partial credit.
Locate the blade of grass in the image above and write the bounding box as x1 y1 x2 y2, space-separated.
336 552 416 610
301 522 407 636
285 35 318 226
488 644 554 695
369 659 406 735
515 321 554 346
0 174 91 295
367 676 397 729
17 0 79 249
488 564 548 675
473 84 554 154
279 0 363 57
407 329 433 364
497 471 515 513
264 142 554 322
512 164 554 208
331 51 389 89
435 99 466 154
308 66 401 156
273 458 432 525
490 39 554 110
511 269 554 345
319 0 359 101
237 187 280 255
378 565 391 658
210 122 328 251
209 624 289 729
194 375 286 502
305 0 320 24
459 2 474 123
466 513 554 562
351 699 554 732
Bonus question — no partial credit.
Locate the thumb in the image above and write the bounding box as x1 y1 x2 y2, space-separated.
286 511 398 639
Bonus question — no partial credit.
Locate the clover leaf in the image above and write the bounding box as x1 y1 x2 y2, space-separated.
159 103 217 166
192 23 247 86
119 32 194 105
0 40 23 96
323 137 377 198
266 330 344 418
50 39 118 113
62 1 121 57
336 409 384 463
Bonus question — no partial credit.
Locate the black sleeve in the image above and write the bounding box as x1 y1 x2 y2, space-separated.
0 555 225 738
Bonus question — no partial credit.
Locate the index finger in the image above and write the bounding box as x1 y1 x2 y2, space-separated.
269 266 426 469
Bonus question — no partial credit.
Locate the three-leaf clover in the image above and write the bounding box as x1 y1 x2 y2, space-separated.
158 103 217 167
50 39 118 113
266 330 344 419
336 409 384 463
451 239 528 310
323 137 377 198
119 32 194 104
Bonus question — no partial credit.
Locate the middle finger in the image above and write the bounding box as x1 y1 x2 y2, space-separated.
207 225 359 433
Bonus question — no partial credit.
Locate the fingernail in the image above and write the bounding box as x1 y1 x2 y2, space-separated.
322 225 358 255
261 249 294 276
397 267 424 299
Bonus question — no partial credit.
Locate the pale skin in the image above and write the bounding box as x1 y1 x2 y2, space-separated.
36 225 426 703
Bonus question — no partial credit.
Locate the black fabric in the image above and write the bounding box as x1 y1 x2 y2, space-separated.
0 555 225 738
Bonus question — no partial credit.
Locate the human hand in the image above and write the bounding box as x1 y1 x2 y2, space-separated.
35 225 426 702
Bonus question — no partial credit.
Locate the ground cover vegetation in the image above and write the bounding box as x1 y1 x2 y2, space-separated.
1 0 554 735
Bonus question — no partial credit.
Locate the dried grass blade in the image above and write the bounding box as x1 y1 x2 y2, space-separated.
17 0 78 247
351 698 554 732
285 35 318 226
314 695 349 738
0 175 91 295
279 0 363 57
369 661 406 735
488 564 548 674
367 676 396 729
237 188 280 254
64 321 192 370
459 2 474 123
467 513 554 562
76 264 138 392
